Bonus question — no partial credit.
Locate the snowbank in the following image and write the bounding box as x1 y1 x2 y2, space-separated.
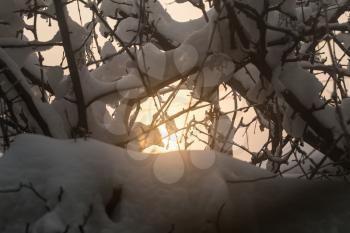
0 134 350 233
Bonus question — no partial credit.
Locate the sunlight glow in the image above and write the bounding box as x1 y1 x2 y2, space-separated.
160 124 179 151
143 124 180 153
24 0 256 159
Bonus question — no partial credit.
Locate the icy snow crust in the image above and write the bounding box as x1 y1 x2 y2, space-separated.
1 134 350 233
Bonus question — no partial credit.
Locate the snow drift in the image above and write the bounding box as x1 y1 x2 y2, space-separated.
0 134 349 233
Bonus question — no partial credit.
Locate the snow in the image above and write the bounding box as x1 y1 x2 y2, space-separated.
146 0 214 43
65 16 92 56
1 0 350 231
233 64 275 105
341 98 350 127
281 102 306 138
92 46 129 83
100 0 214 45
272 62 350 141
0 1 25 38
0 134 234 232
114 66 144 91
137 43 167 80
173 43 199 75
276 63 324 109
335 32 350 49
295 2 319 23
0 37 58 68
1 134 350 232
100 0 139 18
153 152 185 184
190 150 216 170
0 48 68 138
116 17 141 44
87 100 129 144
46 66 70 99
279 0 297 18
233 64 260 91
211 114 235 152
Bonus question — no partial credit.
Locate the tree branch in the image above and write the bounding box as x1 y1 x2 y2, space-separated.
0 56 52 136
53 0 88 136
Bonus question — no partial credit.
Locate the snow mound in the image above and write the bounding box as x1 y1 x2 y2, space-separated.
0 134 350 233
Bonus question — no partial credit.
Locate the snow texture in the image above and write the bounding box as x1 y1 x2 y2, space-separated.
1 134 350 233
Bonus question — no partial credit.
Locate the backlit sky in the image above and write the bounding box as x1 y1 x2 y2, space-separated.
24 1 266 161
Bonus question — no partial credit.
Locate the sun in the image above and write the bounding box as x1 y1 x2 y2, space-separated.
143 124 180 154
159 124 180 151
